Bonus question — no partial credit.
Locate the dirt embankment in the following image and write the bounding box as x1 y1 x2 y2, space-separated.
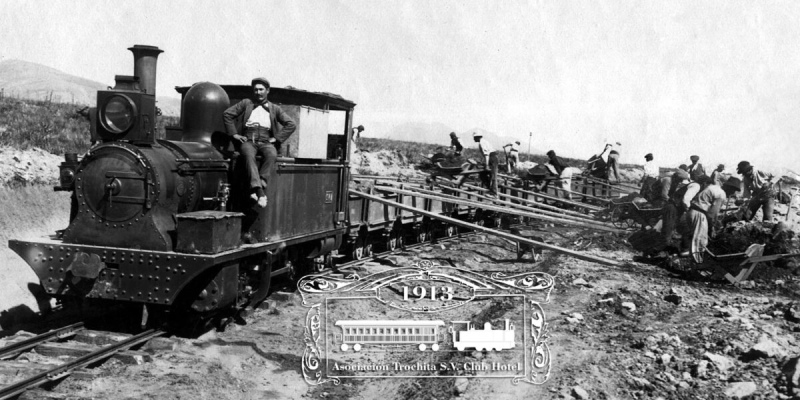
0 145 62 187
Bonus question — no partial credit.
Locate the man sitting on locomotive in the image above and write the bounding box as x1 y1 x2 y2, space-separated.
223 77 297 208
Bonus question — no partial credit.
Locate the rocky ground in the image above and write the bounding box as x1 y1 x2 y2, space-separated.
4 226 800 400
0 145 62 187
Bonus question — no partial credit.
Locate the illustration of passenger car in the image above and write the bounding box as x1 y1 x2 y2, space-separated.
335 320 445 351
449 319 516 351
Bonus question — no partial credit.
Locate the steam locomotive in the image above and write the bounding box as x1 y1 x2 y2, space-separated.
8 45 493 328
8 44 360 324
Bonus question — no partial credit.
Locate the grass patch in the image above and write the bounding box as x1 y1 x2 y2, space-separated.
0 97 179 155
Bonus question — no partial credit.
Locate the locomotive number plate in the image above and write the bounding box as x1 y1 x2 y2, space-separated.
325 191 333 204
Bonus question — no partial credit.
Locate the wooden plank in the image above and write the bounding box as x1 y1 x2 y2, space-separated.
34 342 95 358
351 190 622 267
74 330 132 346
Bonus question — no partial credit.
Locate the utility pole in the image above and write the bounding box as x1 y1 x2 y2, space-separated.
528 132 532 157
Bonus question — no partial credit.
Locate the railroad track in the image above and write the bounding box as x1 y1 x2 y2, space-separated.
0 325 165 399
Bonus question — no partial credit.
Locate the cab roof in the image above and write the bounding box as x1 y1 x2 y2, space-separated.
175 84 356 111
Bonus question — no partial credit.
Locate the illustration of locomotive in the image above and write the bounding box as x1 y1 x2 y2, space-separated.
7 45 500 330
449 319 516 351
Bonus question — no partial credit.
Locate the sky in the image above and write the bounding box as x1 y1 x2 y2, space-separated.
2 0 800 174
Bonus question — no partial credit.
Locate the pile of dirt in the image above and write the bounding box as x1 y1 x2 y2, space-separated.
354 149 424 177
709 221 800 258
0 145 62 187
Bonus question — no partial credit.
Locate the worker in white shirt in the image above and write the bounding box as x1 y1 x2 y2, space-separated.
680 176 725 258
503 140 521 173
639 153 659 197
473 132 499 195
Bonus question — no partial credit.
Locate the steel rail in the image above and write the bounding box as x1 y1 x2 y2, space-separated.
435 183 600 220
470 183 605 213
351 190 622 267
581 175 641 192
0 329 165 400
375 185 623 233
0 323 85 361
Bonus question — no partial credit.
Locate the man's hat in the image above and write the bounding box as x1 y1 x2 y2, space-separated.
546 150 556 157
717 164 725 169
472 132 483 138
356 125 364 131
645 153 653 160
678 164 688 171
251 77 270 88
450 132 457 138
515 140 520 144
690 155 700 162
737 161 751 174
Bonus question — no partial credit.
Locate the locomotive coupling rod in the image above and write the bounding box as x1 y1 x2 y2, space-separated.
351 190 622 267
375 185 621 233
0 329 165 400
0 322 84 360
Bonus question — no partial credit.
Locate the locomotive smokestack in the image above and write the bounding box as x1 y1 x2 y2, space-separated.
128 45 163 96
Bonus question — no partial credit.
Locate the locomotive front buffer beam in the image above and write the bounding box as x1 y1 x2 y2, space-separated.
8 239 274 312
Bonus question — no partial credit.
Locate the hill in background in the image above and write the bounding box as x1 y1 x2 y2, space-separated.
0 60 181 116
372 121 541 155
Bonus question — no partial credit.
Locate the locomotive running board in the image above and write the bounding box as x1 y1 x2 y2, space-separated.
350 190 622 267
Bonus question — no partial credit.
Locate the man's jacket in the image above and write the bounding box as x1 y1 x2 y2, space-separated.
223 98 297 144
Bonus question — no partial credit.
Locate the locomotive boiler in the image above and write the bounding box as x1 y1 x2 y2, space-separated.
9 45 356 326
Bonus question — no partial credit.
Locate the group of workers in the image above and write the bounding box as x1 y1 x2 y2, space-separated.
446 126 779 260
637 152 776 259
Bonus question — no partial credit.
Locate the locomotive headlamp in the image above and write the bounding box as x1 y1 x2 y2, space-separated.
59 168 75 188
100 95 137 134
